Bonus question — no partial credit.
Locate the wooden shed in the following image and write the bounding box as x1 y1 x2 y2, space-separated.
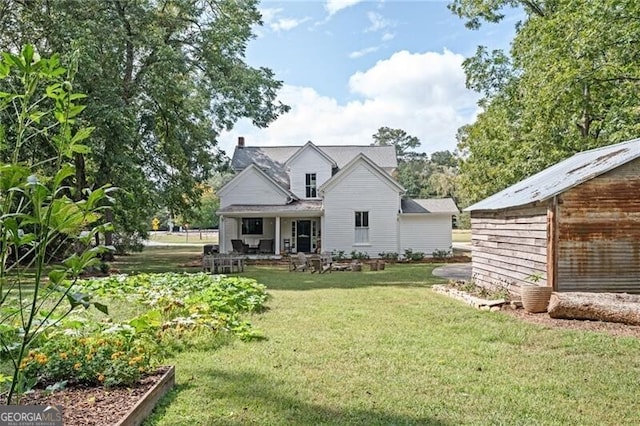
465 138 640 294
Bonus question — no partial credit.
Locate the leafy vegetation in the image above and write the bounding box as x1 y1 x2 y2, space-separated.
0 0 289 250
2 273 268 394
0 46 114 403
148 264 640 425
451 0 640 204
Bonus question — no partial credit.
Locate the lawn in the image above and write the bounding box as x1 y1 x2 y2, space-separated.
452 229 471 243
143 263 640 425
147 231 218 245
111 246 204 274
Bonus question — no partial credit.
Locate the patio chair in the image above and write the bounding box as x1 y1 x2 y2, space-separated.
231 239 248 254
289 252 309 272
258 239 273 254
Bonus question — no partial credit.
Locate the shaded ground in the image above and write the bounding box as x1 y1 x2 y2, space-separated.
432 264 472 281
503 308 640 339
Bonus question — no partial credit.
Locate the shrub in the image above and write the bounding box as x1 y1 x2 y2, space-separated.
350 250 370 261
378 252 399 261
403 249 425 262
432 249 452 259
331 250 346 261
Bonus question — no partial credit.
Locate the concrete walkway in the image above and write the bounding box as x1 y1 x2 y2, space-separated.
432 263 472 281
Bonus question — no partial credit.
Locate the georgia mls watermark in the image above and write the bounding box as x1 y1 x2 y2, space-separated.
0 405 63 426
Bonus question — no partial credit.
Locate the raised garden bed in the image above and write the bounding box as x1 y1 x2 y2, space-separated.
17 366 175 426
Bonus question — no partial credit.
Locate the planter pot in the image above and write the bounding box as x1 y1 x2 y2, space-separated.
520 285 552 313
351 263 362 272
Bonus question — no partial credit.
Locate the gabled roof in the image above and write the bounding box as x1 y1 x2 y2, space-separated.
218 163 294 199
285 141 337 167
318 153 405 194
401 198 459 214
465 138 640 212
231 144 397 172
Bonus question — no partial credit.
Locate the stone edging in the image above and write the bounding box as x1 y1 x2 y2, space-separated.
116 366 176 426
432 285 507 311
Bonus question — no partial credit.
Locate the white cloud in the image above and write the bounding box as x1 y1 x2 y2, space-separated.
365 12 391 32
219 50 480 156
381 32 395 42
270 17 311 32
259 7 309 33
349 46 380 59
325 0 363 16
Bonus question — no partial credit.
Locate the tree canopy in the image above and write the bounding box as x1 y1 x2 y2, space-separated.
452 0 640 204
0 0 289 248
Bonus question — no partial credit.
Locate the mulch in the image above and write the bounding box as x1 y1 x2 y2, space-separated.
502 308 640 339
14 366 170 426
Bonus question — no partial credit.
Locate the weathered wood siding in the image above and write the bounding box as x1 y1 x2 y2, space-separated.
399 214 453 255
557 158 640 293
471 205 548 293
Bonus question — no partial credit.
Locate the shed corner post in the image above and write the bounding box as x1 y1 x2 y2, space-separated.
546 197 559 290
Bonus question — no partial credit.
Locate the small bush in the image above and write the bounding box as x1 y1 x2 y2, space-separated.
350 250 370 261
378 252 399 261
331 250 346 261
432 249 452 259
403 249 425 262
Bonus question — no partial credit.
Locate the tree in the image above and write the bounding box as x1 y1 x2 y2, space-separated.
451 0 640 204
372 127 421 162
0 0 289 252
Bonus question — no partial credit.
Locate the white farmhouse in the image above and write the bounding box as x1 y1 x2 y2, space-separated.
216 138 458 258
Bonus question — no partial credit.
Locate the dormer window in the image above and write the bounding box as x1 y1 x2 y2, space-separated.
305 173 317 198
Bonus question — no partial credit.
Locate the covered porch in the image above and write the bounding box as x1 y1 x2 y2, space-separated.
217 201 323 255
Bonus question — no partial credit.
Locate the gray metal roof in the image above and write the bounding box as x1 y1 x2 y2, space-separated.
401 198 459 214
231 144 398 176
465 138 640 212
217 200 323 215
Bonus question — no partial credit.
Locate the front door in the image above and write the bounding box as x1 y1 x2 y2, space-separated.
296 220 311 253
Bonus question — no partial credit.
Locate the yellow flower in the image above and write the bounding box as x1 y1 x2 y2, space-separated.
59 352 68 360
35 354 48 365
128 355 143 366
73 362 81 370
86 354 93 361
138 366 145 372
97 374 105 382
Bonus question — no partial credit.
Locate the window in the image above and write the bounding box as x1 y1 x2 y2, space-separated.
242 218 263 235
305 173 317 198
354 211 369 243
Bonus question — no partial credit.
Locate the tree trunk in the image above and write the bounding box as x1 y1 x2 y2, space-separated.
102 209 115 261
548 292 640 325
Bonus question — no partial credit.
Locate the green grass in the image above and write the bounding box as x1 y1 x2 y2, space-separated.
148 231 218 244
452 229 471 243
144 264 640 426
111 246 203 275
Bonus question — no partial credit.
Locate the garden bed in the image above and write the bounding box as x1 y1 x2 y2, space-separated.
17 366 174 426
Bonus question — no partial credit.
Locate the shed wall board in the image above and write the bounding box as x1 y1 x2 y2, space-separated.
470 206 548 292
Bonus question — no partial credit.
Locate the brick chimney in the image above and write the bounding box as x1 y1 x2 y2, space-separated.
237 136 245 148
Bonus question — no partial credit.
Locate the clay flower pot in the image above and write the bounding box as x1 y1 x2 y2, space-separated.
520 285 553 313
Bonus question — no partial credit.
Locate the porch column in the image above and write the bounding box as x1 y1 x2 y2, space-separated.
275 216 281 255
219 216 225 253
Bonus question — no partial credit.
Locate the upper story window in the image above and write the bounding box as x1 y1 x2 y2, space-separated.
305 173 317 198
242 218 263 235
355 211 369 243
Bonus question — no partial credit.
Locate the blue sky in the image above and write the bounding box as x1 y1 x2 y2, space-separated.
218 0 520 157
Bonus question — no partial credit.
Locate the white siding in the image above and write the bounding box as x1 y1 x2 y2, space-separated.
288 148 333 199
219 168 288 207
399 215 453 255
323 162 400 258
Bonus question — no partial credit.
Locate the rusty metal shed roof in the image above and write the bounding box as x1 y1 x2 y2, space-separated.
465 138 640 212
